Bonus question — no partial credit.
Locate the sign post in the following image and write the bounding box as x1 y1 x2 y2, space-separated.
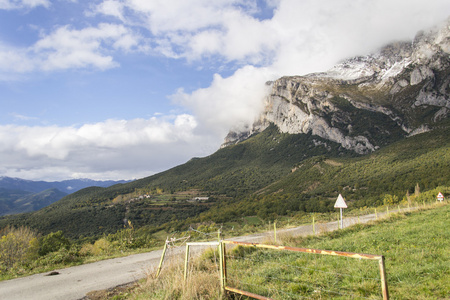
334 194 348 229
437 192 444 202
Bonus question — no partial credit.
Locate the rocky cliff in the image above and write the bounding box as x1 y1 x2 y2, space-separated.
223 19 450 153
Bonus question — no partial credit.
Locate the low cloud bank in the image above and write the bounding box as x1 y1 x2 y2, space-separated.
0 115 218 180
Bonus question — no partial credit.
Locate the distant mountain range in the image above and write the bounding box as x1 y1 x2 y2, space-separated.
0 177 130 216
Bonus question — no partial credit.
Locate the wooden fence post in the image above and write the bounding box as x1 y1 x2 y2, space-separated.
274 221 277 243
184 244 190 281
156 238 168 278
379 256 389 300
218 229 224 293
312 216 315 235
219 241 227 294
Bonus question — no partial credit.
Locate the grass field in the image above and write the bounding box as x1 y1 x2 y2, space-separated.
224 204 449 299
122 203 449 300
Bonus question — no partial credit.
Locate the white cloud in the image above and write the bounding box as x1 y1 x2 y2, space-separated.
267 0 450 75
0 23 144 74
0 43 35 74
167 0 450 139
90 0 450 71
0 115 218 180
90 0 276 63
5 0 448 75
89 0 125 21
33 23 142 71
172 66 274 136
0 0 50 10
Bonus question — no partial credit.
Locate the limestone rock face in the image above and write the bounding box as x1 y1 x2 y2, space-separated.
223 18 450 153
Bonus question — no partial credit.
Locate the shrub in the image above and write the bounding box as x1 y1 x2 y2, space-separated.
92 238 112 255
0 226 39 271
34 246 80 265
79 243 95 256
38 231 71 256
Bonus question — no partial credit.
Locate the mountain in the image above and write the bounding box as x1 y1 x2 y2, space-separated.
0 188 68 216
1 124 448 238
0 177 130 194
0 177 130 216
0 20 448 239
224 18 450 153
0 188 31 215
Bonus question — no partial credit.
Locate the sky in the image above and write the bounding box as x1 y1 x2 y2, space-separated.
0 0 448 181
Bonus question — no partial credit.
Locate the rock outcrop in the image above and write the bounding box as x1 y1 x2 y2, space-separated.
223 18 450 153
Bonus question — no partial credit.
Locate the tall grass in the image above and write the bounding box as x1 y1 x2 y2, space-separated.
129 247 224 300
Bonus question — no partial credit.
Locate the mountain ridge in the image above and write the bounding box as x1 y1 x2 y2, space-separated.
223 18 450 152
0 177 130 216
0 176 130 194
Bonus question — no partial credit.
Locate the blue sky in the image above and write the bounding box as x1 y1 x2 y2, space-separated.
0 0 448 181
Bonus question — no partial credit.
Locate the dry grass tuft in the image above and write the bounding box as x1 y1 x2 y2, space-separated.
132 249 224 300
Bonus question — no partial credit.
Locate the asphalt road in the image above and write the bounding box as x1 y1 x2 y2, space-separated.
0 208 407 300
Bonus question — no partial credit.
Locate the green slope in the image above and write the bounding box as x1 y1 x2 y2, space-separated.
0 123 448 239
195 124 450 223
221 205 449 299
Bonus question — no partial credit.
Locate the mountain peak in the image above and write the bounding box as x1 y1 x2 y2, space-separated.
223 18 450 152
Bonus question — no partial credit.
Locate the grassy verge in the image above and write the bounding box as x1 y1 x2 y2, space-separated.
0 246 159 281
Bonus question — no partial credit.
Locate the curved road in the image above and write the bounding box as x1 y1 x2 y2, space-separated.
0 208 406 299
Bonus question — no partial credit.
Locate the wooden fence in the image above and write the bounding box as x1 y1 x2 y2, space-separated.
219 240 389 300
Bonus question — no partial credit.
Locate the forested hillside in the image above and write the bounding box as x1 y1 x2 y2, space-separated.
1 121 448 239
2 20 449 241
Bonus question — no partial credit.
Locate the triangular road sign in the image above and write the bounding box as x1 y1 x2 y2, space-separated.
437 192 444 201
334 194 348 208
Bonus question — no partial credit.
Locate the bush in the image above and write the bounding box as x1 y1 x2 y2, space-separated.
79 243 95 256
38 231 71 256
106 226 154 250
0 226 39 271
34 246 81 266
92 238 112 255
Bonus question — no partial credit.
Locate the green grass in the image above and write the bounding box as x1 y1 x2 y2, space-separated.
243 216 263 226
0 245 161 282
224 204 449 299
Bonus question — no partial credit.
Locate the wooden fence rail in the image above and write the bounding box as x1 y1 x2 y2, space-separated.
220 240 389 300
